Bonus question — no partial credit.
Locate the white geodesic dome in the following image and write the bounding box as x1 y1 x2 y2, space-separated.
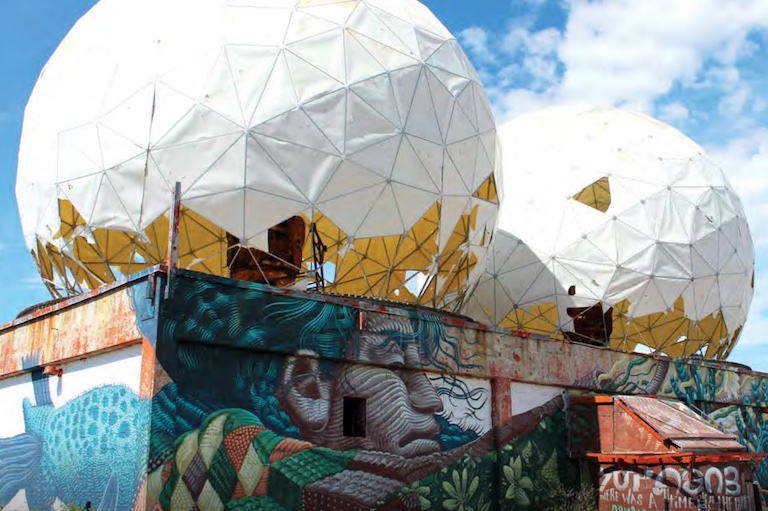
462 106 754 359
17 0 501 309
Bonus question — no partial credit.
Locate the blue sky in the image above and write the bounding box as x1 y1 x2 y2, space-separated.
1 0 767 370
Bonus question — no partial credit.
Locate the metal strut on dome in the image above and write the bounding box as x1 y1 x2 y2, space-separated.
164 182 182 300
309 222 327 292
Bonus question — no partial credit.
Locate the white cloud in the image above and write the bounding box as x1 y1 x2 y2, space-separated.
656 101 690 125
730 269 768 354
524 27 562 55
559 0 768 104
462 0 768 122
488 86 555 121
707 129 768 252
523 55 558 83
719 86 751 115
458 27 496 65
701 65 742 88
556 0 768 105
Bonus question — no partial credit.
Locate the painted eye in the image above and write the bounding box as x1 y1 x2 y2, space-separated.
390 361 406 371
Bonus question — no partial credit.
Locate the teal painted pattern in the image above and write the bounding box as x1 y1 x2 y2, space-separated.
0 384 150 511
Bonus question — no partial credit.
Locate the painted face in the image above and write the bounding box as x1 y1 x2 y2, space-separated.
292 315 446 457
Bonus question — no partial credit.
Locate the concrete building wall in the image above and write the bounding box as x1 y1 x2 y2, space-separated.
1 268 767 511
0 279 156 511
143 272 768 510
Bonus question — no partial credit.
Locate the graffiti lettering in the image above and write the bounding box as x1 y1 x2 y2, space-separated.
705 466 724 495
680 468 704 496
724 465 741 496
600 464 749 511
601 465 743 499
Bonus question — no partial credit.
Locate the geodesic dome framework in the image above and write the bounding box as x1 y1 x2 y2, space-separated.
462 106 754 360
17 0 501 310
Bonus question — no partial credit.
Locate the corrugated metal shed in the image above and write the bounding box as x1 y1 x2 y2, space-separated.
619 396 745 452
567 394 760 462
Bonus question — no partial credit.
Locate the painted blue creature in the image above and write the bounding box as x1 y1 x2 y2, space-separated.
0 369 150 511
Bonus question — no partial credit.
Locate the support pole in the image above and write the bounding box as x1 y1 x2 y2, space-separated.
165 182 182 299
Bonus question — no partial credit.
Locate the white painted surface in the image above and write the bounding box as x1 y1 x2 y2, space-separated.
0 344 142 439
48 343 142 408
463 106 753 358
433 375 492 434
510 382 562 416
0 374 36 437
18 0 500 306
4 489 29 511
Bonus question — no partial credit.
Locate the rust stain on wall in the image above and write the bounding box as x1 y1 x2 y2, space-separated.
0 286 142 377
139 338 156 399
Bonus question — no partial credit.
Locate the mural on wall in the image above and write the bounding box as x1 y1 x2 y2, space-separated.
586 355 768 503
148 391 575 511
0 351 150 511
141 277 580 510
13 272 768 511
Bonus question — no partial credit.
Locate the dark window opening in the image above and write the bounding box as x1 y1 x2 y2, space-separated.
564 285 613 347
343 397 367 438
226 215 306 288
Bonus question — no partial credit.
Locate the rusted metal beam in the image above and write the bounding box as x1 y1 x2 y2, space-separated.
1 266 161 331
165 181 182 299
570 395 615 404
587 452 768 464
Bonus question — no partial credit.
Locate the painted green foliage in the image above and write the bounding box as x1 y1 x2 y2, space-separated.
147 393 578 510
394 411 578 511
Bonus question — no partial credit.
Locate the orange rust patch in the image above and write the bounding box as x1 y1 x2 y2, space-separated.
139 338 156 399
0 289 142 377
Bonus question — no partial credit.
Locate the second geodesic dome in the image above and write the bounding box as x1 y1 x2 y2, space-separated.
462 106 754 359
16 0 501 310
